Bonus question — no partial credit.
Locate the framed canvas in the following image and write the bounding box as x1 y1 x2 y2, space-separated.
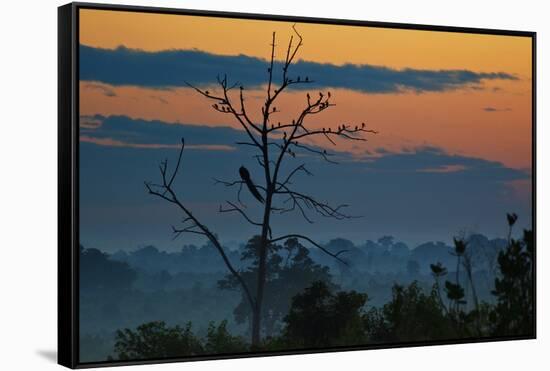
58 2 536 368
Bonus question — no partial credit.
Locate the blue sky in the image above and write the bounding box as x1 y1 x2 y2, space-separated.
79 115 531 252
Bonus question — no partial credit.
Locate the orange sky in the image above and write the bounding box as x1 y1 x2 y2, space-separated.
79 9 531 74
78 8 533 170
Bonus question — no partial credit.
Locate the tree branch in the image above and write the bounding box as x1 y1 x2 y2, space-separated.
219 201 262 227
275 183 358 222
278 163 312 190
289 141 338 164
184 80 263 149
219 201 272 238
146 139 255 310
269 234 349 266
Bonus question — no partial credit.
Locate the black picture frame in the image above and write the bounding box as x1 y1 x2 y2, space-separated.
58 2 537 368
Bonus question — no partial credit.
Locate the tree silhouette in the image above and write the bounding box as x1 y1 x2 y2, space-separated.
491 216 533 336
203 320 248 354
283 281 367 348
113 321 202 360
80 246 137 292
430 262 449 315
218 236 334 338
458 236 482 335
112 320 247 360
377 282 454 342
145 26 375 347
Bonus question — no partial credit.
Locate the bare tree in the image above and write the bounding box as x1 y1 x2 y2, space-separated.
145 26 376 347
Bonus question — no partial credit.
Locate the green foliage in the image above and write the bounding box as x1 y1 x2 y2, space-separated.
430 262 447 277
108 216 533 360
114 321 202 360
282 281 367 348
113 320 248 360
80 246 136 292
453 238 466 256
204 320 248 354
219 236 334 337
491 230 534 336
444 281 466 304
506 213 518 227
376 282 454 342
362 307 390 342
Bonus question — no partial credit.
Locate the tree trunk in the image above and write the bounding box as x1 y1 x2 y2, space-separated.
251 304 261 347
251 188 273 348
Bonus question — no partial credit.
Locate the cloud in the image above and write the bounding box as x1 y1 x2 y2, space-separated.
79 119 531 251
80 115 529 190
357 146 527 182
80 114 246 150
483 106 512 112
416 164 468 173
80 115 103 129
149 95 168 104
83 82 117 97
80 45 518 94
80 135 235 151
81 114 347 158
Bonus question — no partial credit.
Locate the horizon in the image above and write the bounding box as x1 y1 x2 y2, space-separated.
79 9 533 253
84 227 523 255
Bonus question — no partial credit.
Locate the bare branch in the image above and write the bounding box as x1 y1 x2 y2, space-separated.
288 25 303 63
213 178 267 192
219 201 272 239
220 201 262 226
292 125 378 142
266 32 276 102
172 224 206 239
146 140 255 310
238 85 257 128
213 177 268 207
269 234 349 266
290 141 338 164
184 80 263 148
166 138 185 190
184 81 226 102
236 141 280 148
279 193 314 224
278 164 312 190
275 183 359 221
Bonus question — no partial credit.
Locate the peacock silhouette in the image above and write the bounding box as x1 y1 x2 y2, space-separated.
239 166 264 204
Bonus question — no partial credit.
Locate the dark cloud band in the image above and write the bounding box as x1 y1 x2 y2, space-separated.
81 115 528 183
80 45 517 93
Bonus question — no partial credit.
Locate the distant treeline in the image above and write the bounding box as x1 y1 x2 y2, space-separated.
107 233 507 276
79 227 530 363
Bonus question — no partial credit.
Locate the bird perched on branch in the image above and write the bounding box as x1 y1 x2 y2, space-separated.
239 166 264 204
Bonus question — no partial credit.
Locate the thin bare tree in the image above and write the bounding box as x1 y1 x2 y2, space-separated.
145 25 376 347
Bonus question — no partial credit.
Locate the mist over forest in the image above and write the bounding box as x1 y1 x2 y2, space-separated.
79 231 515 362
